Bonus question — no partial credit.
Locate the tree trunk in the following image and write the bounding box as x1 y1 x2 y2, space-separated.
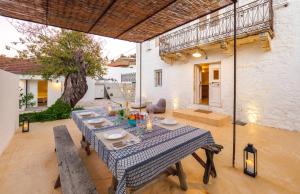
59 50 88 108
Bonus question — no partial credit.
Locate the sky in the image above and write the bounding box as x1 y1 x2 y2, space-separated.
0 16 136 60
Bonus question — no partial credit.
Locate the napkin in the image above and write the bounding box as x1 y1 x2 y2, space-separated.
95 128 140 150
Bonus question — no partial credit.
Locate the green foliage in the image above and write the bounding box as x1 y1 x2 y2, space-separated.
72 105 85 111
37 30 107 80
8 22 107 79
19 100 84 123
19 88 35 109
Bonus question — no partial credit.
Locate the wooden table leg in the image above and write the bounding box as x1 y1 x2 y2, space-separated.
192 152 217 178
54 175 61 189
175 161 188 191
80 135 85 148
85 143 91 155
192 152 206 167
210 154 217 178
80 135 91 155
108 176 118 194
203 150 214 184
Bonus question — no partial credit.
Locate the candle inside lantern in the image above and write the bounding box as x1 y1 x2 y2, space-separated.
108 106 117 116
22 120 30 132
146 119 152 130
246 159 254 173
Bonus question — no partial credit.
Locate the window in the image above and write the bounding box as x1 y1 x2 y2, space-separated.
154 69 162 87
213 69 219 80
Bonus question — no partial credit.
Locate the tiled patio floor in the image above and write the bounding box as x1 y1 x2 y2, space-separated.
1 110 300 194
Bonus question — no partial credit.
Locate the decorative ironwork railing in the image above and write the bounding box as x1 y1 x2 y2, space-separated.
121 72 136 83
159 0 273 55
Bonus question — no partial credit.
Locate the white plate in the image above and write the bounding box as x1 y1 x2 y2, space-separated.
79 112 94 116
87 118 105 124
161 118 177 125
103 131 127 140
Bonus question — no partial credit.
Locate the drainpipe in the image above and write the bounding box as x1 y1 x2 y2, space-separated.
139 43 142 113
232 0 237 167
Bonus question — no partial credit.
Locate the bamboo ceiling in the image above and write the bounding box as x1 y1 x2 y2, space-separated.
0 0 234 42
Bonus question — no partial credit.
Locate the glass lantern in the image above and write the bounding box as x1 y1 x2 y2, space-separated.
243 143 257 177
22 119 30 133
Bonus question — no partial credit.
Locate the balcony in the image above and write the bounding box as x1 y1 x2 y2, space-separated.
159 0 274 57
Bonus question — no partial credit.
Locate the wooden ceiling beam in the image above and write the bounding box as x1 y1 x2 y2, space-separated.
45 0 49 25
0 0 234 42
116 0 178 39
87 0 117 33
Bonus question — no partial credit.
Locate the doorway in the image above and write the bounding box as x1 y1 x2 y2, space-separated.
37 80 48 107
194 63 221 107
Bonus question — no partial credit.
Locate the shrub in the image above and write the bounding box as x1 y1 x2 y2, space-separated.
19 88 36 109
19 100 84 122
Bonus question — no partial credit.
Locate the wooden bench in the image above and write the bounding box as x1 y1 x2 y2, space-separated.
53 125 98 194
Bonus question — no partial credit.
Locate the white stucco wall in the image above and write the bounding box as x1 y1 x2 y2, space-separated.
104 66 136 82
0 70 19 155
137 0 300 131
18 76 98 107
48 79 64 106
79 77 97 103
19 75 44 107
18 79 25 95
19 76 63 107
27 80 38 107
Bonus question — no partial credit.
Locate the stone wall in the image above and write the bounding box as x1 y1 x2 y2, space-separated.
121 83 135 102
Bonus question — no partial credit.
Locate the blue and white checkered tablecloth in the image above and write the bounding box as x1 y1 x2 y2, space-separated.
72 108 214 194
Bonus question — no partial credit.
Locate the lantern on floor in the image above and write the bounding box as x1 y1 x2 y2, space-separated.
243 143 257 177
22 118 30 133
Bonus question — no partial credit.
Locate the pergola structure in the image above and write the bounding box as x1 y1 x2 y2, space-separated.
0 0 238 166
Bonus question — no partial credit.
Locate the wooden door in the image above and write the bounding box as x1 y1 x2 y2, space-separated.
194 65 202 104
209 64 221 107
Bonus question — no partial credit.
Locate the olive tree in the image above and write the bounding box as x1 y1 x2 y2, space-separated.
8 22 107 107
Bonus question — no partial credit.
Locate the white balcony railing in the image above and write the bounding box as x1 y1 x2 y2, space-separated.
159 0 273 55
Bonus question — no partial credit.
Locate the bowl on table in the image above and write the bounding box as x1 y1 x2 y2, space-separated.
128 119 136 127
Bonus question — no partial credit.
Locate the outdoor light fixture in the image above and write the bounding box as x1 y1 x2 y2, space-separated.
192 52 202 58
244 143 257 177
22 118 30 133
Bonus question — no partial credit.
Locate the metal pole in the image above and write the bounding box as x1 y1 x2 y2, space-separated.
232 0 237 167
139 43 142 113
25 80 28 108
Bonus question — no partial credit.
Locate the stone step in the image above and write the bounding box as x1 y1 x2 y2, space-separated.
173 109 230 127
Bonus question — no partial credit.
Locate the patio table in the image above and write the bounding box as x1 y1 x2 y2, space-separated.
72 108 215 194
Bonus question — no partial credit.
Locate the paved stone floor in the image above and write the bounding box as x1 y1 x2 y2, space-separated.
1 109 300 194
